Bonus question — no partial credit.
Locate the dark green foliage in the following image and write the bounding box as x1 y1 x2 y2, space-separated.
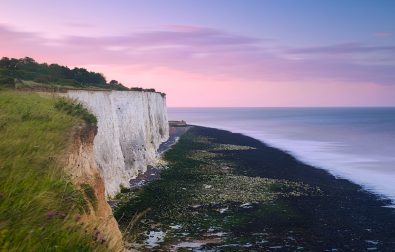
0 57 106 88
0 56 130 90
129 87 166 97
1 56 167 94
54 98 97 124
129 87 144 91
0 76 15 88
108 80 129 90
120 185 131 193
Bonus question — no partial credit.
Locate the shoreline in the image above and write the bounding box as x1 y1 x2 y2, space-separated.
168 107 395 205
195 123 395 208
115 125 395 251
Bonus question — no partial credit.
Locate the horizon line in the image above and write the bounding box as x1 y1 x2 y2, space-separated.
168 106 395 109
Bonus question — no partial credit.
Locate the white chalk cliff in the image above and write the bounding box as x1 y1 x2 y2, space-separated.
65 90 169 196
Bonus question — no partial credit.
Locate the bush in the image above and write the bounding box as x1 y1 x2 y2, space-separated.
130 87 143 91
0 77 15 88
56 79 83 87
54 98 97 124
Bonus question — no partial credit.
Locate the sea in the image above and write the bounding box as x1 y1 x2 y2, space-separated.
168 107 395 206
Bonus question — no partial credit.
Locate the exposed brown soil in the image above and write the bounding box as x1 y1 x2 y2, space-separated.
65 124 124 251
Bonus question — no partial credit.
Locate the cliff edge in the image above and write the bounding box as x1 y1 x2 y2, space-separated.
65 124 123 250
65 90 169 196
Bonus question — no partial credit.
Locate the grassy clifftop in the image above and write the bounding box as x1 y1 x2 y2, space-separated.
0 90 110 251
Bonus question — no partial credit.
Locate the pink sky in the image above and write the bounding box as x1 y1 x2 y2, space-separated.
1 1 395 107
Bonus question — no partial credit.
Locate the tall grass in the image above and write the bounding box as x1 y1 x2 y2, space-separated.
54 98 97 125
0 90 108 251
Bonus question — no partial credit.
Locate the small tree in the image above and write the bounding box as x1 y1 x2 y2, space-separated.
109 80 119 85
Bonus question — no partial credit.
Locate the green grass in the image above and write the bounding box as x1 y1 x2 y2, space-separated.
81 184 98 211
14 79 109 91
0 90 108 251
54 98 97 124
15 79 76 90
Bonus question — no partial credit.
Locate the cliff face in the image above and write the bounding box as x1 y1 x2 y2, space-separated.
66 124 123 250
65 90 169 196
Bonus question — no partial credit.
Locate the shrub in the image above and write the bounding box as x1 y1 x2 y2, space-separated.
54 98 97 124
0 77 15 88
130 87 143 91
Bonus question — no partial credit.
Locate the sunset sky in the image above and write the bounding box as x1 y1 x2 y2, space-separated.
1 0 394 107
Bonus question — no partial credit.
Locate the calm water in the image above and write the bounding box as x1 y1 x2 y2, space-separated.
168 107 395 205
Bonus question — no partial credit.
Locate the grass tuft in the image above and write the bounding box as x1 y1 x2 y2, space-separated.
81 183 98 210
54 98 97 124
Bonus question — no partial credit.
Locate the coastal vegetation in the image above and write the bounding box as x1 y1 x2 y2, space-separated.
54 98 97 125
114 128 320 250
0 90 109 251
0 57 165 96
114 126 395 251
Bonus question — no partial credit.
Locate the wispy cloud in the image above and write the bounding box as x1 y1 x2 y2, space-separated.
64 27 261 48
1 23 394 86
374 32 393 38
65 22 95 28
287 43 395 55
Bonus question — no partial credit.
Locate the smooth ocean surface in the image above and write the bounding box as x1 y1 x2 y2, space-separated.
169 107 395 205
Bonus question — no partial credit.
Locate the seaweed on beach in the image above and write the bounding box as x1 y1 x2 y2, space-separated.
114 127 328 250
114 126 395 251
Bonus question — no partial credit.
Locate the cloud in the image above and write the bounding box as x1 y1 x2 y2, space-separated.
287 43 395 55
65 22 95 28
1 23 394 86
374 32 393 38
0 24 42 42
64 26 261 49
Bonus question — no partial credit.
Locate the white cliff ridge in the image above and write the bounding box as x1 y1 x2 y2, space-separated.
65 90 169 196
